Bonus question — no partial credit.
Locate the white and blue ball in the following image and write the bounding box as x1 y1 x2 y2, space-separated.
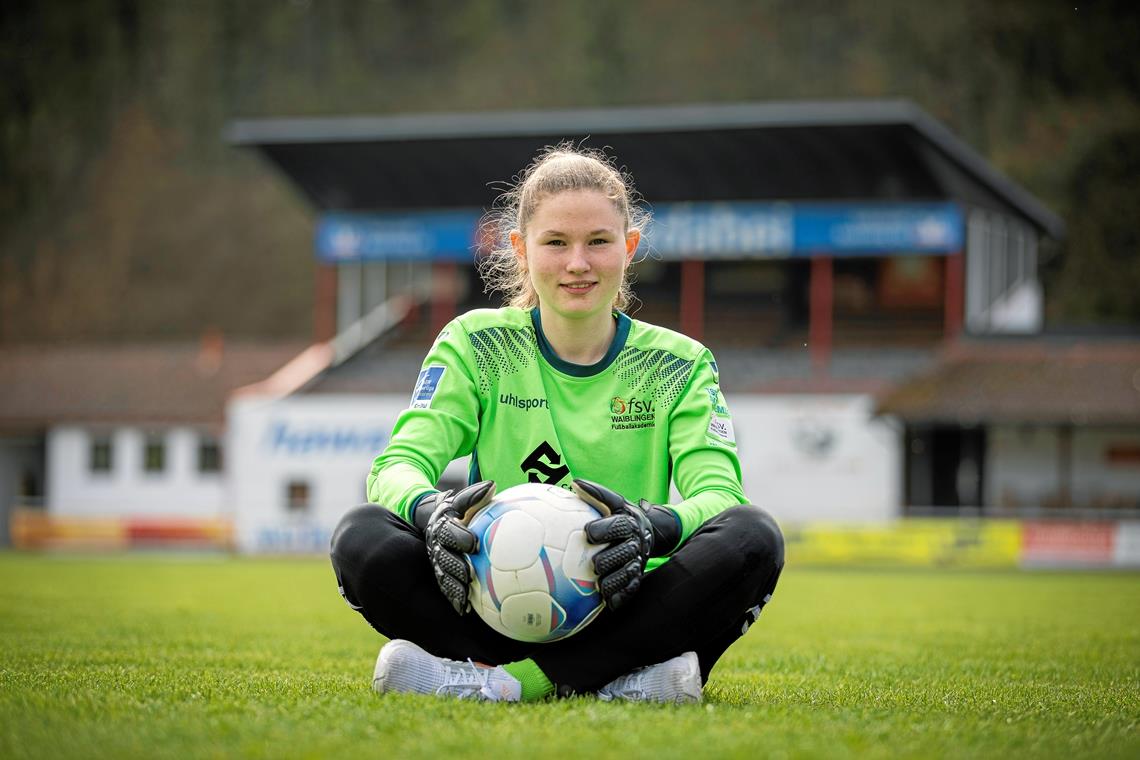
466 483 605 643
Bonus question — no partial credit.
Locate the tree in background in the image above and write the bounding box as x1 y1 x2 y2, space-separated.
1045 128 1140 324
1 0 1137 342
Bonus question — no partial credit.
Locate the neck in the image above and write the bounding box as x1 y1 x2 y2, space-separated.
537 305 617 365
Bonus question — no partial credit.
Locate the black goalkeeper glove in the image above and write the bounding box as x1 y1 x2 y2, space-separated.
413 480 496 615
572 479 683 612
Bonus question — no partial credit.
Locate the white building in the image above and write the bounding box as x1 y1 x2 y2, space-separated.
0 341 302 547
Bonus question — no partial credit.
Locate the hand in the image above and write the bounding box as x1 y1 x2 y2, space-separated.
420 480 496 615
572 479 656 612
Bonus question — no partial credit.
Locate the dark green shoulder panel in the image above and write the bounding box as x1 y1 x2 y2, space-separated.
455 309 538 396
466 324 539 395
617 318 712 410
612 347 695 410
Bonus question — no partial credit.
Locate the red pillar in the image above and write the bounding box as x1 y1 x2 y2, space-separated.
313 263 338 343
431 261 458 334
944 251 964 339
679 260 705 341
809 255 833 374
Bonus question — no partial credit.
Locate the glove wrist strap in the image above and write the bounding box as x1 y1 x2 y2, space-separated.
646 506 682 556
411 491 440 534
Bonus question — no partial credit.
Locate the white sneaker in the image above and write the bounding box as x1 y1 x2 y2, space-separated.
597 651 703 703
372 640 521 702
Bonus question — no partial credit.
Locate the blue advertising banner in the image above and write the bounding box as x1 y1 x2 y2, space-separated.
647 201 963 258
791 203 963 254
646 202 795 258
315 209 481 262
315 202 963 262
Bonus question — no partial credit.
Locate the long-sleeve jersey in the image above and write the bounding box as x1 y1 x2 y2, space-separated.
368 307 746 562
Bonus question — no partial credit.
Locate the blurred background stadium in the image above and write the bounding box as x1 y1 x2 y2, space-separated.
2 0 1138 569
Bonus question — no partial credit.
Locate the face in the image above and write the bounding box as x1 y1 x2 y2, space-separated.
510 189 640 324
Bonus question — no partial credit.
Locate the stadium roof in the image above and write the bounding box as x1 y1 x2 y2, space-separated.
875 339 1140 425
0 342 304 431
227 100 1064 239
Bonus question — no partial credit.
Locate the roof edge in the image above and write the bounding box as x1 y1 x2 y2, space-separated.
225 99 919 145
905 105 1066 239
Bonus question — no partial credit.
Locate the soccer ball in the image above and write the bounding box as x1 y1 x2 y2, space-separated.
466 482 605 643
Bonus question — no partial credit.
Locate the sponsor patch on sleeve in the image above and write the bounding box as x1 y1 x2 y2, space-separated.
707 415 736 444
705 386 730 417
410 366 446 409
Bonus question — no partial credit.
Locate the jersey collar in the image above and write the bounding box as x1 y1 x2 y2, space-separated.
530 307 631 377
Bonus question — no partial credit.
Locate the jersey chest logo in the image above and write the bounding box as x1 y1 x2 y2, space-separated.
521 441 570 485
609 394 656 431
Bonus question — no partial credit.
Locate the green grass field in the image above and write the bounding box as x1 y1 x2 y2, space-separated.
0 554 1136 759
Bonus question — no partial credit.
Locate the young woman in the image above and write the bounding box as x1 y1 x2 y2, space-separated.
329 146 784 703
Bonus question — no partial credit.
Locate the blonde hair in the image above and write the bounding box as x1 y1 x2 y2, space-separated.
479 144 648 311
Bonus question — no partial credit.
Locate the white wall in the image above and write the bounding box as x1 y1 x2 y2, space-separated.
46 426 225 517
730 395 901 523
988 425 1140 509
965 210 1042 334
227 395 469 553
226 391 902 553
988 280 1043 334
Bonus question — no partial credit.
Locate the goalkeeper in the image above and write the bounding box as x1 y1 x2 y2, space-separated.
330 145 784 703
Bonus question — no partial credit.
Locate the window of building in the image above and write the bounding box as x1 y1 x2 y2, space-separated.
143 434 166 473
90 435 113 474
20 469 40 499
198 436 223 473
904 424 987 512
286 479 311 513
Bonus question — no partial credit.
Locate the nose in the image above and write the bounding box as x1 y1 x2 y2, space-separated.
566 244 590 273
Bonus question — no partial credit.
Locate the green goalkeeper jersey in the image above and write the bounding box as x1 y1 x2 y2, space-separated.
368 307 746 559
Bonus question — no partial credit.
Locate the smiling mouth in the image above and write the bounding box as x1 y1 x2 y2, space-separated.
561 282 597 293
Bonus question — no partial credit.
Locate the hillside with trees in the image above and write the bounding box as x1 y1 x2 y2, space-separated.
2 0 1137 343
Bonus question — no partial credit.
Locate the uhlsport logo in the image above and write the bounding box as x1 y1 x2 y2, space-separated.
500 393 549 411
610 395 655 431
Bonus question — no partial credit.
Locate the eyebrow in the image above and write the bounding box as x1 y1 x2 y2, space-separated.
538 228 617 237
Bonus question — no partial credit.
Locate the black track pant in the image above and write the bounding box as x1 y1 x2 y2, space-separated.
330 502 784 693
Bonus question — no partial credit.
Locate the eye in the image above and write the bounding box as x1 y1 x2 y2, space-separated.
545 239 566 246
589 237 610 245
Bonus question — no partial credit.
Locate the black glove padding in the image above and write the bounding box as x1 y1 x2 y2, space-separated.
419 480 496 615
572 479 661 612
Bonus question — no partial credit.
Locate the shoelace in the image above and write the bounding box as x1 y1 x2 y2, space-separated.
436 658 495 700
605 668 648 700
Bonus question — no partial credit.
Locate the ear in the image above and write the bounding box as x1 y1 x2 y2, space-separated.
510 229 527 270
624 228 641 264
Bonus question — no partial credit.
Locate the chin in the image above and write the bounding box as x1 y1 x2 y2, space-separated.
539 286 617 320
548 300 605 320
